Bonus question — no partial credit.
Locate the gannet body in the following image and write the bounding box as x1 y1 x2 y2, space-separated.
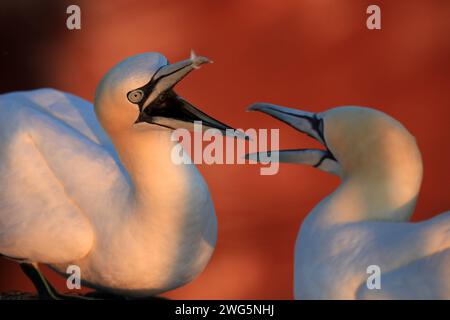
247 103 450 299
0 52 237 298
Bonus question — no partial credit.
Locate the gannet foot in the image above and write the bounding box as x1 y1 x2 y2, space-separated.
19 262 97 300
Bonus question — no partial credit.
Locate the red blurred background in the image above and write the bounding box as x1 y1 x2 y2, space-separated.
0 0 449 299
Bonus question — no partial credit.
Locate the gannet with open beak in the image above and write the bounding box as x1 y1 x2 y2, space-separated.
0 51 239 299
247 103 450 299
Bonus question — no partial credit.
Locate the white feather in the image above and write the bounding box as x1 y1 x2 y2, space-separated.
0 53 217 297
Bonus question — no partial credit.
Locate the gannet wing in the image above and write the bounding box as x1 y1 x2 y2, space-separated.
0 89 128 263
350 211 450 299
356 248 450 299
15 88 117 153
332 209 450 269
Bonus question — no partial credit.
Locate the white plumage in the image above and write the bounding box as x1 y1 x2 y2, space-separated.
0 52 232 297
247 103 450 299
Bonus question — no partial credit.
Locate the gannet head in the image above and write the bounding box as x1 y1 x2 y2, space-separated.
247 104 423 183
94 51 239 135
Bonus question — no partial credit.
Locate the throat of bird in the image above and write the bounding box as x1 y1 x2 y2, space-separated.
315 170 421 225
318 140 423 224
110 127 202 215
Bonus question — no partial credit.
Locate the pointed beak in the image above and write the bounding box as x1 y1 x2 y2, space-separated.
136 51 246 139
246 102 340 175
247 103 325 144
140 51 212 112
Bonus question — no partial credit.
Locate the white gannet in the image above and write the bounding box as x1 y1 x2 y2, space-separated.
247 103 450 299
0 51 240 299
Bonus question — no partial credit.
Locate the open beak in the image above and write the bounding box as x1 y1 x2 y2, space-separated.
136 51 246 139
246 102 340 175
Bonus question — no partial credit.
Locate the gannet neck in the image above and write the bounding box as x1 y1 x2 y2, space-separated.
108 124 209 218
93 55 209 217
315 108 424 224
89 52 221 274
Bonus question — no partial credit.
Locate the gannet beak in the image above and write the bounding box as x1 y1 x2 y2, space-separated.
134 51 246 139
248 103 326 144
140 50 212 112
246 102 340 175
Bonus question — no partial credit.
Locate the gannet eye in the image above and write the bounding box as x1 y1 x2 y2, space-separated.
127 90 144 104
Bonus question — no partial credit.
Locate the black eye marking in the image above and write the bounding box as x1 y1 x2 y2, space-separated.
311 115 338 164
126 63 168 110
127 89 144 104
318 117 324 137
311 115 325 144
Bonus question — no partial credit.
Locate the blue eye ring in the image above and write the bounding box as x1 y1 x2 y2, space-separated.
127 89 144 104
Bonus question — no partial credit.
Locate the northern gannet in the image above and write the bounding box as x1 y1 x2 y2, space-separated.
0 52 239 299
247 103 450 299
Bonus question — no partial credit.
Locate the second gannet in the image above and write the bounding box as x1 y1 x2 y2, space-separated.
0 51 239 299
247 103 450 299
